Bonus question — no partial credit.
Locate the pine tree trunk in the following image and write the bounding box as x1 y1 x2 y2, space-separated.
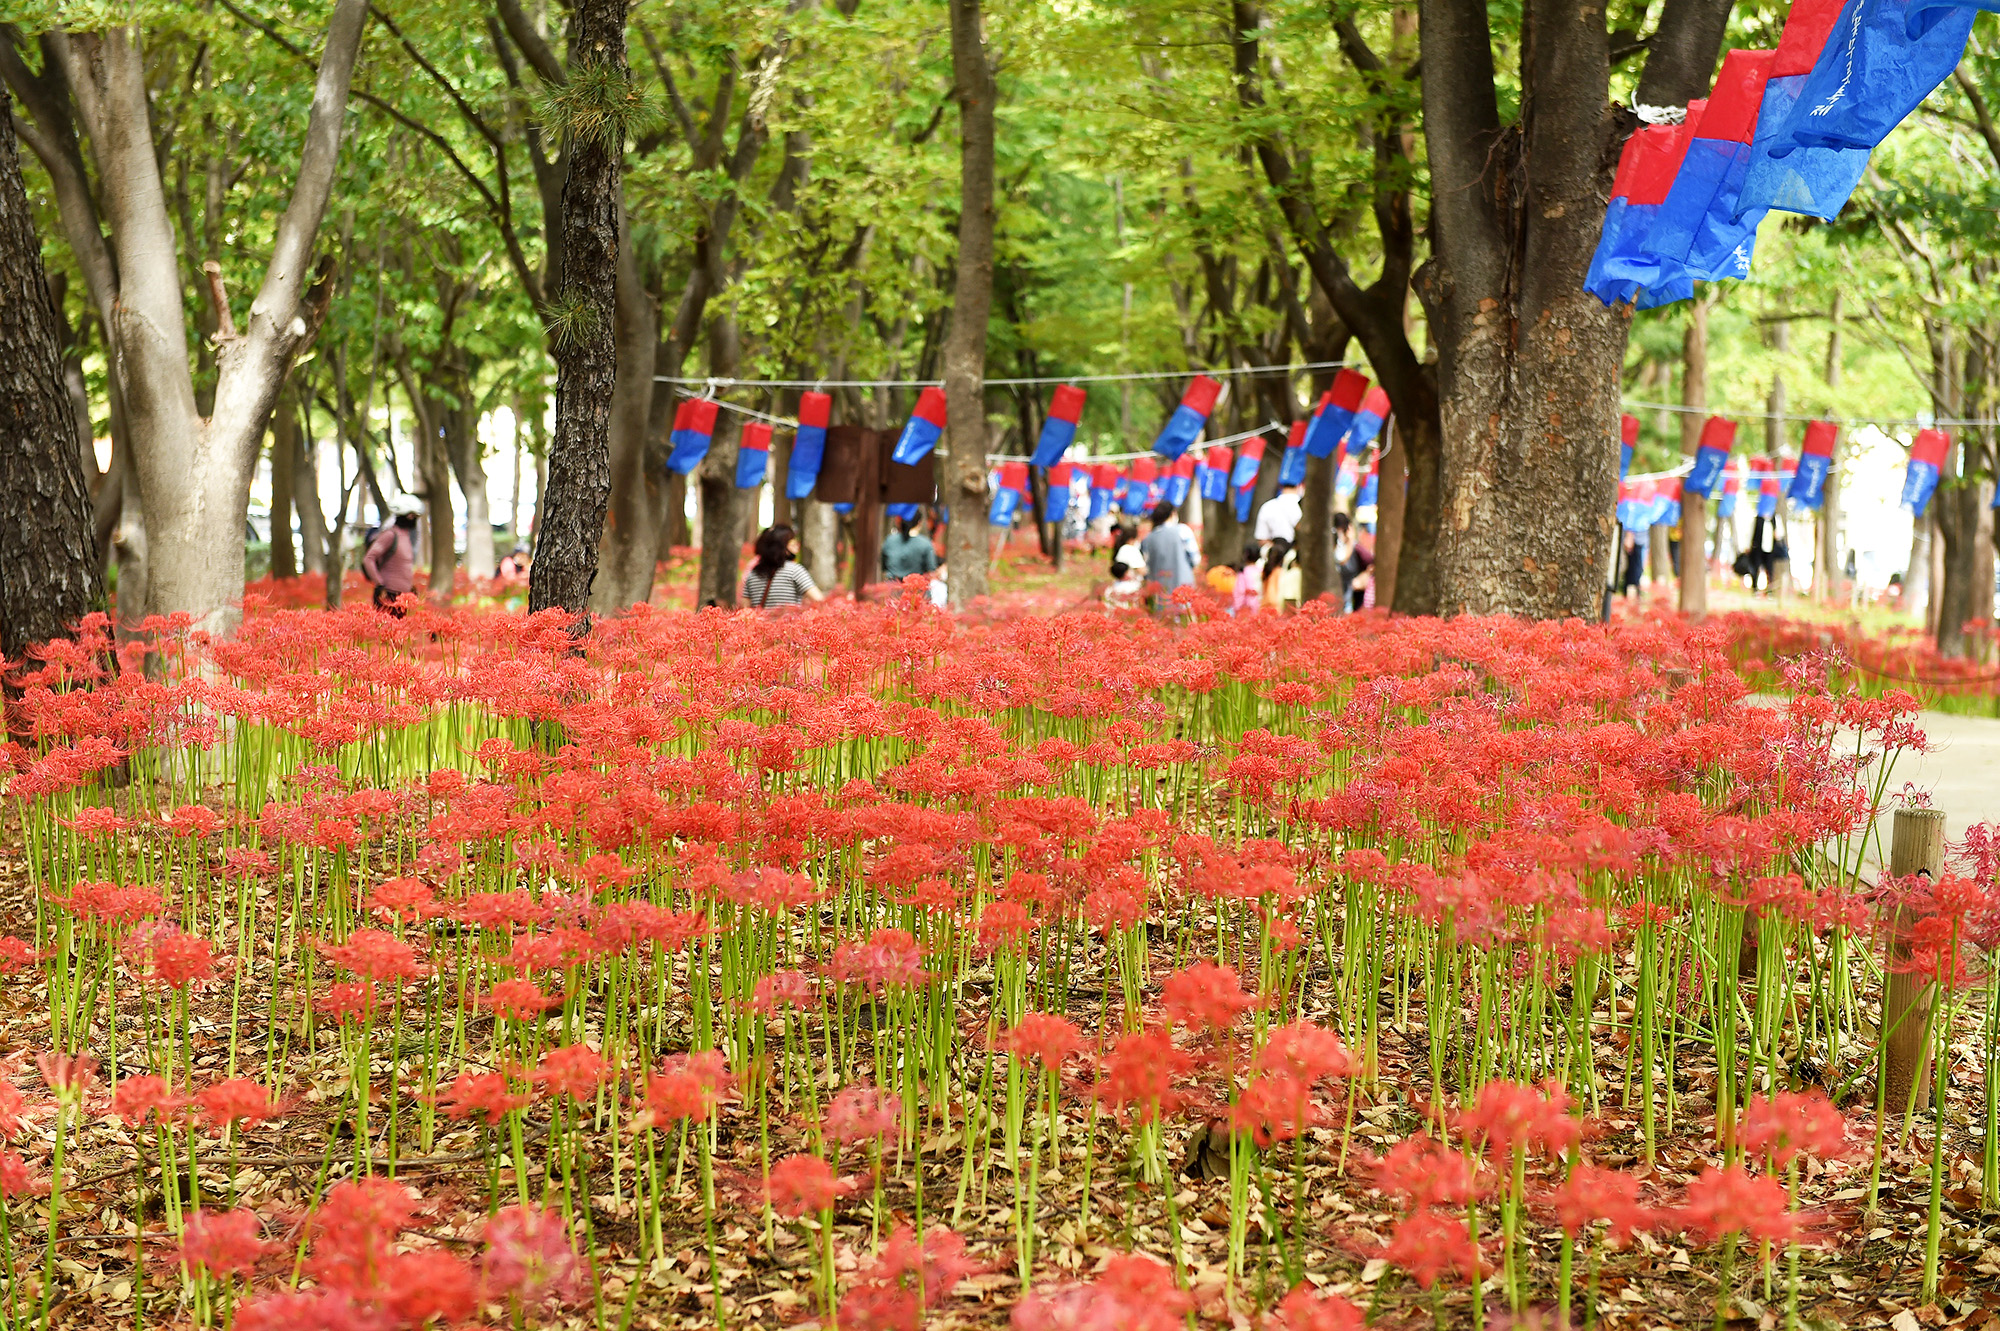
528 0 629 624
0 86 105 658
942 0 997 607
295 396 328 578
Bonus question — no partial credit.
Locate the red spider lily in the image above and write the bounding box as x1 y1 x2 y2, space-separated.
366 876 439 923
1001 1012 1086 1071
1892 912 1984 991
839 1224 980 1330
828 927 931 993
480 978 565 1021
1011 1252 1193 1331
825 1083 901 1151
194 1078 288 1130
0 1081 25 1138
304 1175 418 1299
36 1051 97 1102
178 1207 276 1276
48 881 161 930
531 1043 611 1102
1379 1208 1485 1289
1676 1164 1810 1246
108 1075 186 1128
123 923 222 990
1738 1091 1848 1169
1264 1284 1366 1331
1229 1070 1321 1146
1457 1078 1582 1161
433 1071 532 1125
1539 1163 1660 1245
638 1050 734 1124
318 930 424 984
748 968 815 1014
1094 1028 1194 1125
0 938 42 974
1253 1021 1358 1084
1160 960 1258 1033
0 1152 44 1198
766 1153 854 1217
481 1203 586 1308
316 982 382 1024
229 1289 376 1331
1366 1135 1485 1210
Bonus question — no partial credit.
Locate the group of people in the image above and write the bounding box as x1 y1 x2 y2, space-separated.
1104 480 1375 614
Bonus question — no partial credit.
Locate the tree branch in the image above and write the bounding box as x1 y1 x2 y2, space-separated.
494 0 565 86
1954 64 2000 174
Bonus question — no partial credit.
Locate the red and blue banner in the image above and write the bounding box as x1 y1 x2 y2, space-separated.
1199 444 1232 503
1122 457 1158 516
1617 479 1653 532
787 391 831 500
1356 455 1380 509
1649 49 1778 284
1231 438 1264 523
735 421 771 489
1163 454 1195 508
1717 464 1741 519
1620 414 1640 478
988 460 1031 525
1152 375 1223 459
1735 0 1853 220
1089 463 1118 522
1584 102 1707 308
1032 384 1087 468
1306 370 1370 459
1345 387 1391 456
1684 416 1737 496
1789 420 1837 507
1742 0 1977 223
1902 428 1951 516
1278 420 1307 487
1046 461 1074 522
893 386 949 466
668 397 720 475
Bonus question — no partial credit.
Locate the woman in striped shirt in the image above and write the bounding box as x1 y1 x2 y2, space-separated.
742 525 826 609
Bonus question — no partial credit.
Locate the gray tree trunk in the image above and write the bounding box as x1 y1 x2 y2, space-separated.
592 207 662 614
269 390 299 580
1678 295 1708 616
942 0 997 607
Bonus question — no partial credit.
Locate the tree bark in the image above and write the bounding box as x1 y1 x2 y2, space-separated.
528 0 630 624
942 0 997 607
0 84 105 658
1678 296 1708 616
448 406 495 584
1418 0 1730 618
592 206 662 613
33 5 366 636
1374 419 1408 609
294 392 328 578
695 321 744 608
269 388 299 580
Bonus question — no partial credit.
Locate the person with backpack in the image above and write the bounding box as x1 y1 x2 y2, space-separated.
362 494 423 613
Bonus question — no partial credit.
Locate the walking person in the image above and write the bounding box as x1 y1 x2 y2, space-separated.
1254 480 1303 547
1138 502 1198 611
743 525 825 609
361 494 424 615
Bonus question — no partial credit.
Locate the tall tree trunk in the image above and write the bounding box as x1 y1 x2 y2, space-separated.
0 85 105 658
404 376 458 599
269 390 299 580
592 207 662 614
1374 420 1408 609
295 393 328 578
77 9 362 635
1419 0 1730 618
1904 515 1932 623
695 321 744 608
447 399 495 584
1937 439 1991 658
942 0 997 607
1819 294 1844 604
1678 295 1708 616
528 0 630 623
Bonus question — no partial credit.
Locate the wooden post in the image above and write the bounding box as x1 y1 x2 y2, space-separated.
1882 807 1947 1114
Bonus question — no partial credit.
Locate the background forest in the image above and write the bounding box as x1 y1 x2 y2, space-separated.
5 0 1998 646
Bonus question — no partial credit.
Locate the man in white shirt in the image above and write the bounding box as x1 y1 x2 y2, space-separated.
1254 482 1303 545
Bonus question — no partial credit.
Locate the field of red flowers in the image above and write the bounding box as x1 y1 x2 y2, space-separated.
1 592 1997 1331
